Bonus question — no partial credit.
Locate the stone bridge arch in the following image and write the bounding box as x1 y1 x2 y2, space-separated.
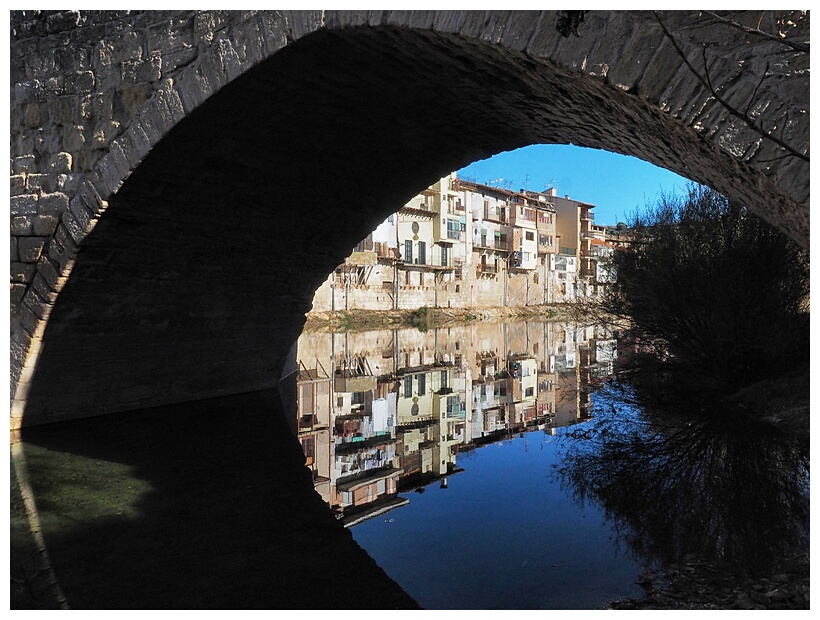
10 10 809 429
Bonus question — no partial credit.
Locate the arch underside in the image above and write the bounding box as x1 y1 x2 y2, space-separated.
17 25 808 427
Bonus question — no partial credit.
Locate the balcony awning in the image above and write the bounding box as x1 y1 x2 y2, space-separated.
334 375 377 392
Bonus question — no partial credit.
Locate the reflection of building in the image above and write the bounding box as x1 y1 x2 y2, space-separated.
296 360 333 503
295 320 616 523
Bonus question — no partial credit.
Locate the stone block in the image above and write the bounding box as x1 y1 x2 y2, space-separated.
44 10 80 34
47 95 76 125
10 194 38 216
10 283 27 308
23 102 47 128
12 80 44 105
11 262 36 283
10 175 26 196
146 16 195 56
32 214 60 237
48 152 73 174
48 230 77 271
92 119 122 149
34 256 62 291
69 193 96 231
18 304 40 338
232 19 268 67
259 12 289 55
89 154 126 198
24 173 50 193
110 30 144 63
66 70 96 94
56 173 81 193
22 287 52 321
10 237 19 262
54 43 92 74
175 67 209 113
31 272 60 303
62 124 87 151
119 122 151 167
11 216 34 236
18 237 47 263
84 91 115 122
95 62 121 91
216 38 244 81
194 11 233 45
43 76 65 97
39 192 70 216
155 79 186 126
61 208 89 246
12 155 36 174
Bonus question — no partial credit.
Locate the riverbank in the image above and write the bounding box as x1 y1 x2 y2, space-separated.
604 552 810 610
302 303 599 332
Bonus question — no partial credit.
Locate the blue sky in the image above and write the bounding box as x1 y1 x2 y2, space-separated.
458 144 692 226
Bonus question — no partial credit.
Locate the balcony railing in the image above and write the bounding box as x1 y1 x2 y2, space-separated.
483 207 508 223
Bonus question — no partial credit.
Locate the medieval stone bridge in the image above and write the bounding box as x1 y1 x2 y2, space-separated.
10 10 810 430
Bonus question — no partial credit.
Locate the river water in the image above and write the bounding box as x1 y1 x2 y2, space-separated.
11 318 808 609
295 318 810 609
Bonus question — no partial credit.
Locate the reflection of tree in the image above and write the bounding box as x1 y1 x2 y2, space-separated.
554 378 809 575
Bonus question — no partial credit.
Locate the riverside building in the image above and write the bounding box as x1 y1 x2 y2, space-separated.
310 172 613 313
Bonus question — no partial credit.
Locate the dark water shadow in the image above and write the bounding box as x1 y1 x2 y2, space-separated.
12 390 419 609
551 375 810 577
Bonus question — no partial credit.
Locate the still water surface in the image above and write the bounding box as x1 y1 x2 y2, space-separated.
295 319 809 609
351 427 643 609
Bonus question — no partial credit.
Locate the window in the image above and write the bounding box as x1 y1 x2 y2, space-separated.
525 231 534 241
525 387 534 397
404 378 413 398
301 437 315 463
418 373 426 396
446 219 460 240
404 240 413 263
418 241 426 264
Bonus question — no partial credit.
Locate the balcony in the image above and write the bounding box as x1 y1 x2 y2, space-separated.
475 238 512 253
478 263 498 274
483 206 508 224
